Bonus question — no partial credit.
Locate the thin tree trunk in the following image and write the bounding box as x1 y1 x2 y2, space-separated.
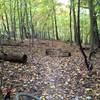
20 0 25 42
17 0 21 40
69 0 72 43
72 0 78 43
51 15 55 39
52 0 59 40
4 10 11 40
13 0 16 41
2 15 7 33
13 0 17 41
9 0 13 37
24 0 29 31
88 0 99 51
77 0 93 72
29 0 35 43
47 26 50 39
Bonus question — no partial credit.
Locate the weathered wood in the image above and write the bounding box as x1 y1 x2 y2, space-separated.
46 48 71 57
0 53 27 63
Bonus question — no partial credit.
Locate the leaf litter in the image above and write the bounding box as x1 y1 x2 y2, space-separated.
0 39 100 100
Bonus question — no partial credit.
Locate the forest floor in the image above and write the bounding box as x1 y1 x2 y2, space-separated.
0 39 100 100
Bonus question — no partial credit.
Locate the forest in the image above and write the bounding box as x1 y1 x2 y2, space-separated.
0 0 100 100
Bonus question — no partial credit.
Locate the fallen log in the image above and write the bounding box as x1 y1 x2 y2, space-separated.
46 48 71 57
0 53 27 63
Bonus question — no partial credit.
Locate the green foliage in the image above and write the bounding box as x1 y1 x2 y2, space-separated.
0 0 99 43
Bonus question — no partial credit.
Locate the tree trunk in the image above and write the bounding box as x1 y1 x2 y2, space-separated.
77 0 93 72
19 0 25 42
51 15 55 39
52 0 59 40
88 0 99 51
17 0 21 41
2 15 7 33
72 0 78 43
9 0 13 38
69 0 72 43
13 0 17 41
29 0 35 42
4 10 11 40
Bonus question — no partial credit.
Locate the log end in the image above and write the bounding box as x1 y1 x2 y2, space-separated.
22 54 27 63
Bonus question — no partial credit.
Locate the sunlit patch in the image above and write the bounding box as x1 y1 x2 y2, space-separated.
58 0 69 5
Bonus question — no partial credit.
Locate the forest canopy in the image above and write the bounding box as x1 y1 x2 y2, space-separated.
0 0 100 43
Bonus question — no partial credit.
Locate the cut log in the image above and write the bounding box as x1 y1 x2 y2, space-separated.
0 53 27 63
46 48 71 57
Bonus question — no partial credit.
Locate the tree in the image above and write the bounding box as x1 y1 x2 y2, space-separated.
72 0 78 43
29 0 35 42
88 0 100 51
4 9 11 41
69 0 73 42
9 0 16 41
77 0 93 72
52 0 59 40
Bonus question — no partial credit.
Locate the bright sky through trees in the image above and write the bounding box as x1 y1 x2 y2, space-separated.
58 0 69 5
58 0 89 14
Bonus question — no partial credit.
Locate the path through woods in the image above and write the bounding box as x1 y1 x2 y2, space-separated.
0 39 100 100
